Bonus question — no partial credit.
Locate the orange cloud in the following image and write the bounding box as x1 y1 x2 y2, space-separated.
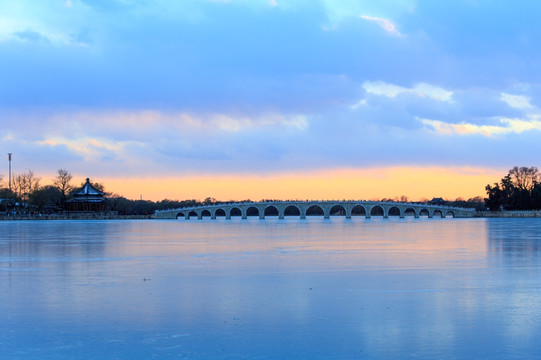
72 166 502 202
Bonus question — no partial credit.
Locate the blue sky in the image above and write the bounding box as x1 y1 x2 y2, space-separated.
1 0 540 199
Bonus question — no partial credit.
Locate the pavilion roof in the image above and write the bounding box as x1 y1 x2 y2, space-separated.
72 178 105 197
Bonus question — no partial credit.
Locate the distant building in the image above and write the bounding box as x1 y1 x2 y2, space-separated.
67 178 107 212
428 197 446 205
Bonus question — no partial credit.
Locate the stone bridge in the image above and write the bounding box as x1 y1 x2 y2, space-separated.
153 201 476 219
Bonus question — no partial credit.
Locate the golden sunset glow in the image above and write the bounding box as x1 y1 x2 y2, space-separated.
69 166 502 202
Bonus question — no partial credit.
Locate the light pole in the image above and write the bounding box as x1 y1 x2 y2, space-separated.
8 153 12 191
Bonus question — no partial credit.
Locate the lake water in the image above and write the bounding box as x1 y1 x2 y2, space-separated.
1 217 541 359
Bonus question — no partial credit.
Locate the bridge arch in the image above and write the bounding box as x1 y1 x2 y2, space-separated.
329 204 346 217
188 210 198 219
229 207 242 218
176 212 186 219
246 206 260 217
445 210 455 218
214 208 226 218
433 209 443 218
201 209 211 218
419 209 429 217
388 206 401 217
305 204 324 217
404 207 416 217
283 205 300 218
264 205 279 217
351 205 367 217
370 205 384 217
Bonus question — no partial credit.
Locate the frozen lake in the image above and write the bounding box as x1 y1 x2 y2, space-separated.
1 218 541 359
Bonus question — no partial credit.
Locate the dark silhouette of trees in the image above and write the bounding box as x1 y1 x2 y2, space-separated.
12 170 41 202
53 169 73 209
509 166 538 191
203 197 216 205
485 166 541 211
54 169 73 197
29 186 63 212
105 197 205 215
448 196 486 211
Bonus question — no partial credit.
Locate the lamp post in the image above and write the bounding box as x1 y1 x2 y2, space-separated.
7 153 12 191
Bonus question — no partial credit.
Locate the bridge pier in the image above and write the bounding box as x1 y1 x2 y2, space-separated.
259 213 264 219
365 206 372 219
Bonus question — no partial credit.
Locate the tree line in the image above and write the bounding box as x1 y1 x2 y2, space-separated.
485 166 541 211
4 166 536 215
0 169 206 215
0 169 77 213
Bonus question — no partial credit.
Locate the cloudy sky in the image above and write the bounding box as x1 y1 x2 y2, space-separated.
1 0 540 201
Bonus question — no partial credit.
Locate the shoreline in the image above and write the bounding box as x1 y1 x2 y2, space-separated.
0 214 153 221
474 211 541 218
1 211 541 220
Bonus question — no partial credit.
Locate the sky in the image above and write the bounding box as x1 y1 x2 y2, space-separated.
1 0 540 201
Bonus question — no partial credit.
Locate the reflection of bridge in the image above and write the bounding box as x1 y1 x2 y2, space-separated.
153 201 476 219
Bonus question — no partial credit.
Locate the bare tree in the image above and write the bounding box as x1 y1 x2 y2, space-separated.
12 170 41 201
508 166 539 191
54 169 73 197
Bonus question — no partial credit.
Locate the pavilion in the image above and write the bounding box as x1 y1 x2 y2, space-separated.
66 178 107 212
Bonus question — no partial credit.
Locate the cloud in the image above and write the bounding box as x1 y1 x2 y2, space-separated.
347 83 541 138
37 137 126 162
209 113 308 132
500 93 532 109
420 116 541 137
318 0 414 27
12 29 50 43
4 0 541 181
0 108 312 176
362 81 453 102
360 15 403 37
350 99 367 110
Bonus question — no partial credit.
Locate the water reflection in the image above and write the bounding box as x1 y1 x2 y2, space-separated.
487 218 541 267
0 220 107 262
2 219 541 359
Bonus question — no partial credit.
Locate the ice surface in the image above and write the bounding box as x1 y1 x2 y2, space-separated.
1 218 541 359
